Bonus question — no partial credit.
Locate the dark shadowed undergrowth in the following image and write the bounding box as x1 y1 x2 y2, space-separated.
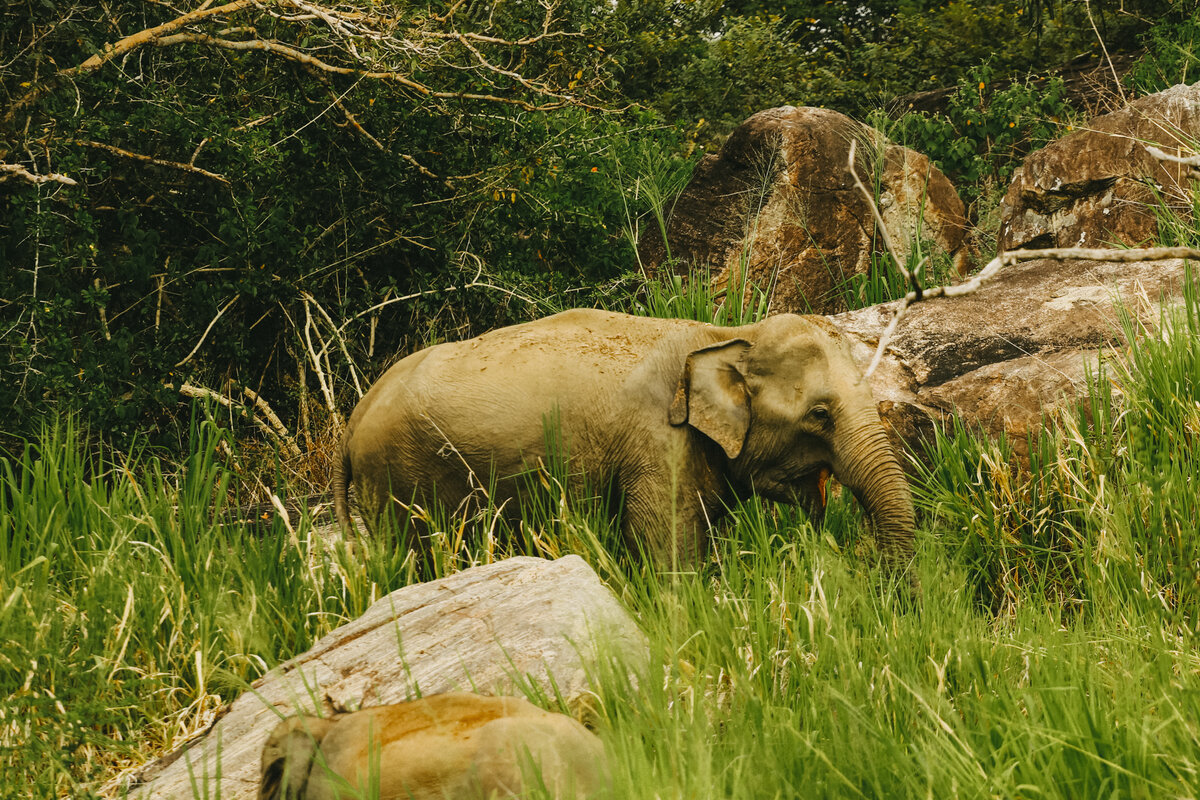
4 279 1200 798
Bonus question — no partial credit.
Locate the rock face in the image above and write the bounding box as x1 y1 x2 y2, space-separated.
999 83 1200 251
119 556 643 800
832 256 1192 460
638 106 970 315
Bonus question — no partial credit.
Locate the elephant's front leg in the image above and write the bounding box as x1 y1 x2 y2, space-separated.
619 472 722 568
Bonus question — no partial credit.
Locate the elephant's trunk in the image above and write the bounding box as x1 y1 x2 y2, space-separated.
832 416 916 570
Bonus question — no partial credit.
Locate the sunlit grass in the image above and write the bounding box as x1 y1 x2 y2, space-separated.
5 272 1200 798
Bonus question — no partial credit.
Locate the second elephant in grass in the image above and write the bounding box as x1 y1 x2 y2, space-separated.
260 692 608 800
334 309 914 568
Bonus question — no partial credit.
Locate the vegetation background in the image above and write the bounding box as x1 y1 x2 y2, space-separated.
3 0 1200 797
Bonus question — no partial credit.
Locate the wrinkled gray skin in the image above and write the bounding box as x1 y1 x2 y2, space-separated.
334 309 915 569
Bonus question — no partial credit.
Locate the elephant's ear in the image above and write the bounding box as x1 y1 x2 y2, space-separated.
669 339 751 459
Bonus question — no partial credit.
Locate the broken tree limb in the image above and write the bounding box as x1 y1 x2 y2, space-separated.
1146 145 1200 180
177 381 301 456
69 139 231 185
0 163 77 186
847 137 1200 378
860 246 1200 378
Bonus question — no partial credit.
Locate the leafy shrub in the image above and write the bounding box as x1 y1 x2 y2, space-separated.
880 65 1075 210
1125 10 1200 95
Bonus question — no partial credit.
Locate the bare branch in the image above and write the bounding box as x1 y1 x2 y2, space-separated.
848 131 1200 376
1147 145 1200 180
152 33 574 111
300 297 343 428
846 139 920 300
1000 246 1200 266
1085 0 1127 107
70 139 230 185
175 294 240 368
3 0 256 126
241 385 303 457
454 34 576 105
71 0 255 73
862 246 1200 377
323 86 445 183
0 162 77 185
424 30 581 46
177 380 301 455
301 290 364 398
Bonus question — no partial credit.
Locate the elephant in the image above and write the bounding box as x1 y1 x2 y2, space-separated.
333 308 915 569
259 692 609 800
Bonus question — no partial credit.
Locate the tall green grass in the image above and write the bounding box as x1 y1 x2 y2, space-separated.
0 417 420 797
5 274 1200 798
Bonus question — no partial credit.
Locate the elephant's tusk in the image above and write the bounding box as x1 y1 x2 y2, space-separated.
817 466 832 508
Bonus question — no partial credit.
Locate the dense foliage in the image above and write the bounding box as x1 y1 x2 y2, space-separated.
0 0 1195 452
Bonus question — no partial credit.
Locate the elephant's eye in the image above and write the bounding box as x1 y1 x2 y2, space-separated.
809 406 831 424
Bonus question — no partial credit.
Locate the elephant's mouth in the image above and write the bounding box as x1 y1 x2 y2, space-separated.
816 465 833 508
798 463 833 508
767 462 834 509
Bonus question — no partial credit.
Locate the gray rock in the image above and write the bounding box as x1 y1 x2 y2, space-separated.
833 256 1192 460
116 555 643 800
998 83 1200 251
639 106 970 314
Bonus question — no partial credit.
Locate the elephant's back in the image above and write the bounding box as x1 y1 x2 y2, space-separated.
345 309 709 473
398 309 698 397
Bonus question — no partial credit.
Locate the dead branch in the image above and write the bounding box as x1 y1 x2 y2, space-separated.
241 385 303 457
425 30 580 46
70 139 231 185
175 294 240 368
177 380 300 454
338 252 544 333
300 298 343 428
1146 145 1200 180
1085 0 1127 107
455 35 575 105
301 290 364 398
1000 246 1200 266
151 33 573 111
860 246 1200 377
0 162 77 185
846 140 921 299
323 86 445 184
3 0 257 126
846 142 1200 377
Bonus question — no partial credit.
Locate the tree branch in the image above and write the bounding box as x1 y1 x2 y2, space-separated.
70 139 231 185
0 162 77 185
846 139 921 300
177 380 302 456
846 141 1200 377
1146 145 1200 180
152 33 575 110
175 294 240 368
3 0 257 126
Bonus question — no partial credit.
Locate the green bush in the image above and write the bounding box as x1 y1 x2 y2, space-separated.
1125 10 1200 95
0 0 656 448
880 65 1075 209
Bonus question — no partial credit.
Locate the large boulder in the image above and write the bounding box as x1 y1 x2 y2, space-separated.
639 106 970 315
115 556 644 800
998 83 1200 251
833 256 1192 461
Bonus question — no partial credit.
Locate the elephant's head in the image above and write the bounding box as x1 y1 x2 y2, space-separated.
668 314 915 569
